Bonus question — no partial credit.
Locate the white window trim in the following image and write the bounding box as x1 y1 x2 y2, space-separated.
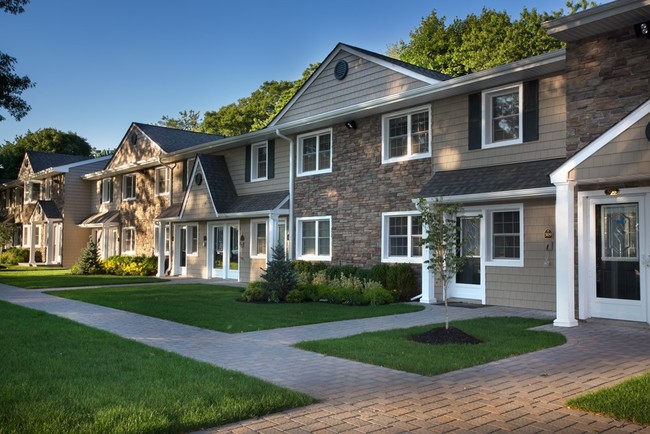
482 83 523 149
186 157 195 186
381 211 422 264
122 174 136 201
251 141 268 182
155 167 170 196
381 105 432 164
25 181 41 204
187 225 199 256
250 219 268 258
101 178 113 204
297 128 333 177
33 225 42 248
122 227 136 256
22 226 30 248
485 203 524 267
296 216 332 261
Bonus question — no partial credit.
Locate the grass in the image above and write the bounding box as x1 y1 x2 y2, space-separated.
0 300 314 434
0 266 164 289
294 317 566 376
48 284 424 333
566 371 650 426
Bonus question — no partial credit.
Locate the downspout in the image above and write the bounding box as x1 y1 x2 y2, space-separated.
158 158 177 275
275 130 294 259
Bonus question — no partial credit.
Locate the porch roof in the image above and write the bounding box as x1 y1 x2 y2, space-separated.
156 203 182 220
35 200 62 220
419 158 565 200
79 210 120 227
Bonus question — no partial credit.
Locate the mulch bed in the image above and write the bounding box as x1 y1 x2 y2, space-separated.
409 326 483 345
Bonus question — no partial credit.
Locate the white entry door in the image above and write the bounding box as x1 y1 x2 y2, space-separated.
52 223 62 264
585 193 648 323
449 214 485 303
208 223 239 280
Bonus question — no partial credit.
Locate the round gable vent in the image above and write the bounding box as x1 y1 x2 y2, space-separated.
334 60 348 80
646 120 650 141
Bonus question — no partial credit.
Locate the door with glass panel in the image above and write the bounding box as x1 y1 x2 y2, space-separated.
590 198 647 322
450 215 485 303
209 223 239 280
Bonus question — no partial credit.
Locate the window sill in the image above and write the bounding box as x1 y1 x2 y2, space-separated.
297 169 332 178
250 177 268 183
382 152 431 165
297 254 331 262
485 259 524 268
381 257 422 264
481 138 523 149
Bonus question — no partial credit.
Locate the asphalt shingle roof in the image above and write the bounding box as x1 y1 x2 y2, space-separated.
36 200 62 219
27 151 91 173
134 123 225 153
419 158 566 198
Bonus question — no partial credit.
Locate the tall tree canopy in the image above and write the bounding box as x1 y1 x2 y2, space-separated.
0 0 34 122
157 110 203 132
0 128 92 178
388 1 596 77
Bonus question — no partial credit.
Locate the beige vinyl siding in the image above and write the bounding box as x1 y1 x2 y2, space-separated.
278 51 430 125
183 222 207 279
107 130 163 170
485 198 556 311
569 112 650 182
182 173 216 220
434 73 566 171
217 140 290 196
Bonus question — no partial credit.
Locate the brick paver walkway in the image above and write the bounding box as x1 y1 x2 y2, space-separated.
1 283 649 433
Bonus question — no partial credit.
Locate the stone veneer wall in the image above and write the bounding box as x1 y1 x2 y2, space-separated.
565 27 650 155
294 113 431 269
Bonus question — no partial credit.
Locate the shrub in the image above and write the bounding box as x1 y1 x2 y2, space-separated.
386 263 417 301
241 281 266 302
101 255 157 276
72 239 103 275
0 247 29 265
362 281 394 306
260 244 297 303
370 263 390 288
311 270 328 286
325 264 358 280
285 288 306 303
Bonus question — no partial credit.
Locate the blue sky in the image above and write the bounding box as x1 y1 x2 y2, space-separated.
1 0 575 150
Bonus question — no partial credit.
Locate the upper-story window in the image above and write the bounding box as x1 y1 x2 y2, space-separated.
101 178 113 204
251 142 268 181
469 80 538 151
122 174 136 200
297 129 332 176
382 106 431 163
483 84 523 147
25 181 41 203
155 167 170 196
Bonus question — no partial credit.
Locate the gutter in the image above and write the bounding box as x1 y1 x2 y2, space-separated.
275 129 294 260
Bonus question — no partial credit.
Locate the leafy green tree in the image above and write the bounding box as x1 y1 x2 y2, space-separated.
417 198 479 329
1 0 34 122
388 1 596 77
0 128 92 178
157 110 204 132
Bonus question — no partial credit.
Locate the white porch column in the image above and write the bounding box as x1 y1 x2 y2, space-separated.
420 225 436 304
28 221 36 265
45 221 53 264
268 213 278 259
157 222 166 277
554 181 579 327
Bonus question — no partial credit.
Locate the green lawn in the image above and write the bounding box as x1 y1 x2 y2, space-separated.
48 284 424 333
295 317 566 376
567 371 650 426
0 266 164 289
0 300 314 434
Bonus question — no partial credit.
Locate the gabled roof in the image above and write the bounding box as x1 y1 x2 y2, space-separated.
35 200 62 220
134 123 225 153
26 151 91 173
419 159 565 201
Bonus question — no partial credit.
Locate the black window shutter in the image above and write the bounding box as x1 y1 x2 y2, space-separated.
268 139 275 179
245 145 251 182
523 80 539 143
182 161 188 191
468 93 482 150
99 180 103 200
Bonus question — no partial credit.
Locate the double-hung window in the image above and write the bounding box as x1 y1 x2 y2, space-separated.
122 227 136 255
155 167 170 196
188 225 198 256
250 220 267 257
251 142 268 181
122 174 136 200
486 205 524 267
153 223 170 256
483 84 523 148
296 216 331 260
26 181 41 203
297 129 332 176
382 212 422 263
101 178 113 204
382 106 431 163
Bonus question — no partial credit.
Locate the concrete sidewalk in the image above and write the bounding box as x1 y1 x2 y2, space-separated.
1 284 649 433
